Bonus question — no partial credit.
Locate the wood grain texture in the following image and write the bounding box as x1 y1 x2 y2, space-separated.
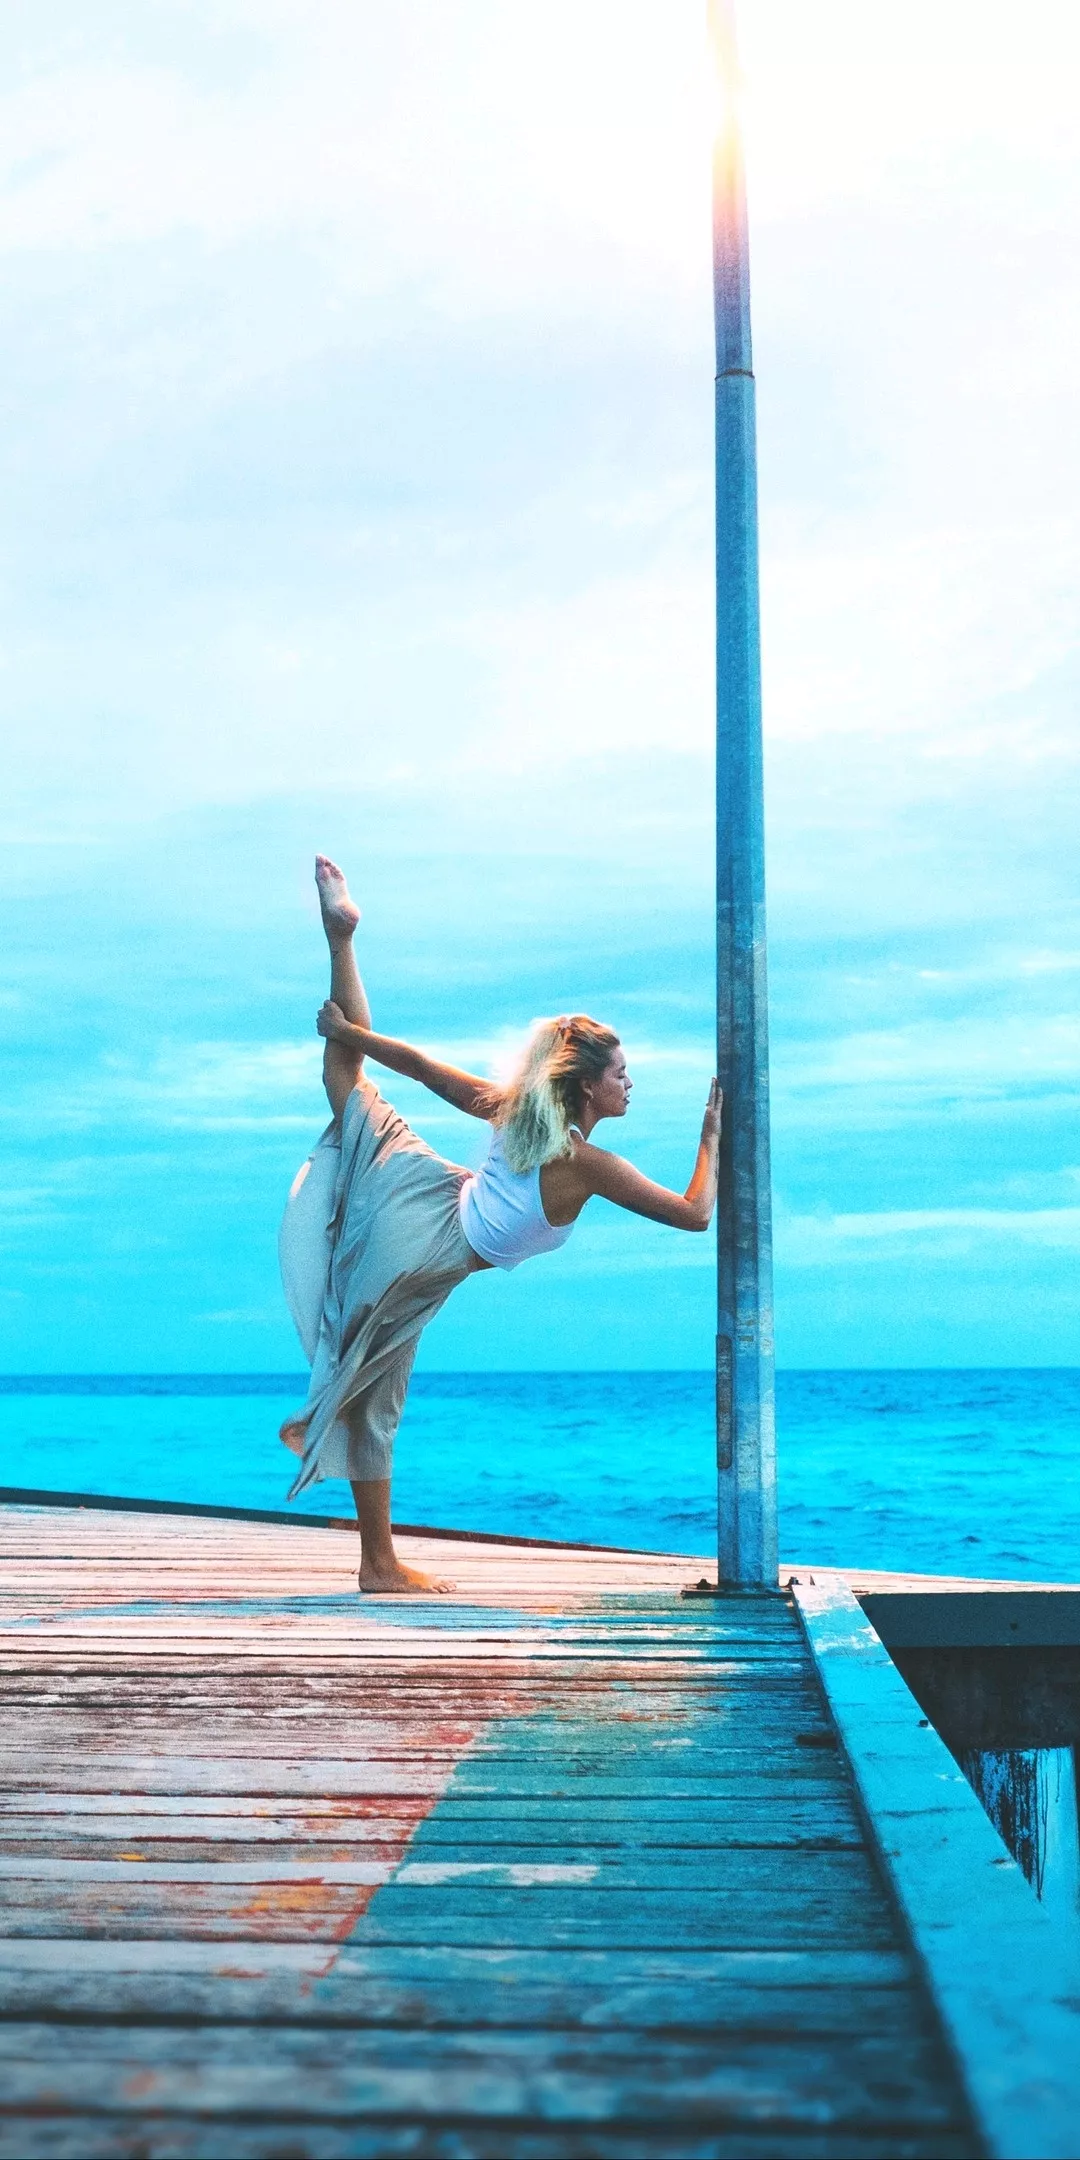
0 1501 975 2159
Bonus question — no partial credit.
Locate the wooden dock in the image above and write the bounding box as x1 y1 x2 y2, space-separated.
0 1500 978 2158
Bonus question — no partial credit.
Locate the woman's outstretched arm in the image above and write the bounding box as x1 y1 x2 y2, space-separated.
317 1002 499 1120
577 1081 722 1231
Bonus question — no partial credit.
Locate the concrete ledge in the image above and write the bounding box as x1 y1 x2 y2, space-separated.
792 1573 1080 2160
860 1590 1080 1650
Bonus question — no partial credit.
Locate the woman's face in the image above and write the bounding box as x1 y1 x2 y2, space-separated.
586 1045 632 1121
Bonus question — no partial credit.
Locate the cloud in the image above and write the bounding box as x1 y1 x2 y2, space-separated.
0 1 713 333
743 0 1078 222
780 1206 1080 1266
763 518 1078 756
0 1040 323 1136
1 0 1078 1370
777 1015 1080 1101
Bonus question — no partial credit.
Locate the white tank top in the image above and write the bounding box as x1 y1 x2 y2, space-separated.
458 1128 576 1271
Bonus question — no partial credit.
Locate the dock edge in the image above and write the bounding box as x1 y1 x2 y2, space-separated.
792 1573 1080 2160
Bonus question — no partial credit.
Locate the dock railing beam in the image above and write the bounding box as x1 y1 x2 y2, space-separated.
711 0 778 1588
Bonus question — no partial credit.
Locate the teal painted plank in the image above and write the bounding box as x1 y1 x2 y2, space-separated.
383 1849 876 1888
369 1799 856 1832
385 1851 872 1887
353 1897 899 1951
442 1768 846 1796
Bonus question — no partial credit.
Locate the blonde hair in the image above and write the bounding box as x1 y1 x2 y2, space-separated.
496 1014 621 1174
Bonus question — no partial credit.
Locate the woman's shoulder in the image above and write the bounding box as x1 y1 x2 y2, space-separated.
568 1127 604 1159
564 1129 610 1186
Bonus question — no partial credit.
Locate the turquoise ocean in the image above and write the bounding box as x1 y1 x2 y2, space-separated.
1 1370 1078 1581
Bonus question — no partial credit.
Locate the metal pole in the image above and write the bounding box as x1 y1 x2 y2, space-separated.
710 0 777 1588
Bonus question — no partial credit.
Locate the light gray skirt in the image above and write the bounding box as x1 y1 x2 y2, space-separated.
279 1080 475 1491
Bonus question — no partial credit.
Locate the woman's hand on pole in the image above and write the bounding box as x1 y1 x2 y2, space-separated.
702 1078 723 1143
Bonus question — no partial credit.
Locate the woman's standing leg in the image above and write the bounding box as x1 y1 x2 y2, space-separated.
350 1475 453 1595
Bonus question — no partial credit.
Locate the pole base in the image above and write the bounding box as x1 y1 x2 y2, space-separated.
680 1577 786 1598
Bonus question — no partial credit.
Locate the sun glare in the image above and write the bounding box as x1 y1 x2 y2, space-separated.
707 0 743 151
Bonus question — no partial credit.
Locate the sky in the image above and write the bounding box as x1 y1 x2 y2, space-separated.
0 0 1078 1373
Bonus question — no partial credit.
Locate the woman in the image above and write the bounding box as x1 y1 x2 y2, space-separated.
279 855 722 1593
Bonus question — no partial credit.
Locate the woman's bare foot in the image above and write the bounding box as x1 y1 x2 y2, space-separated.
315 854 360 944
351 1482 451 1593
359 1559 456 1595
279 1418 307 1458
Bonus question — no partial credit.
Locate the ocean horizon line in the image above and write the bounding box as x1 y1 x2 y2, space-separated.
1 1365 1078 1396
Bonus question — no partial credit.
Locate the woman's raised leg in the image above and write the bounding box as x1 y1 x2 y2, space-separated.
279 855 369 1455
315 855 370 1113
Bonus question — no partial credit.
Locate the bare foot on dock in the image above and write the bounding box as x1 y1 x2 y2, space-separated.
359 1559 456 1596
280 1418 307 1458
315 854 360 944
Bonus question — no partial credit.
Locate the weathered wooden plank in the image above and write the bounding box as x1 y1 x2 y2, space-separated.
0 1856 397 1883
0 1598 794 1624
0 1807 862 1850
0 1954 928 2035
0 1889 376 1942
0 2117 977 2159
0 1624 782 1641
0 1759 457 1795
0 1625 802 1646
387 1793 856 1830
0 1939 918 1985
0 1634 811 1660
0 1703 831 1732
0 1864 892 1919
0 2023 963 2126
0 1790 853 1823
0 1714 835 1742
0 1674 825 1698
0 1974 936 2039
0 1842 868 1880
0 1740 834 1775
0 1599 790 1632
0 1889 897 1949
0 1760 851 1796
0 1719 839 1756
0 1847 874 1887
0 1620 701 1645
331 1898 901 1953
0 1614 794 1636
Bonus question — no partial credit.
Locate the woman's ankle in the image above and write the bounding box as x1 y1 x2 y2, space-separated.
359 1536 398 1574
